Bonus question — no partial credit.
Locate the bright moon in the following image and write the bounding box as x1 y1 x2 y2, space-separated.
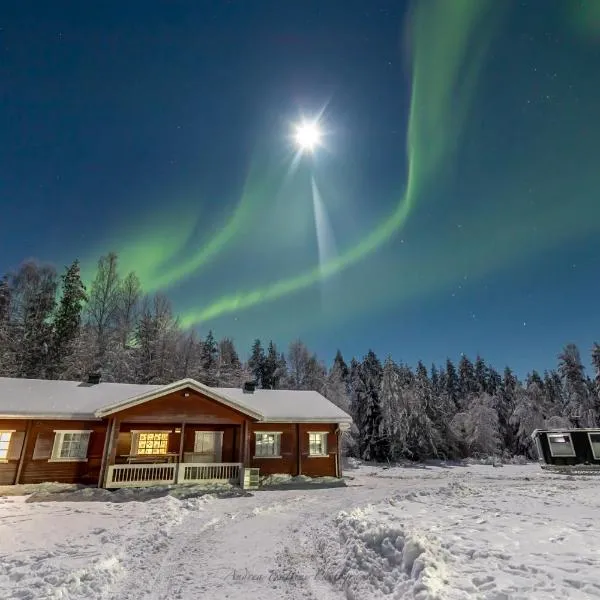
295 122 321 151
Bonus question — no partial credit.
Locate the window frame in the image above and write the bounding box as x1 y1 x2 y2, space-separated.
194 431 224 455
547 432 576 458
587 432 600 460
50 430 92 463
253 431 282 459
131 430 172 456
0 430 15 463
307 431 329 457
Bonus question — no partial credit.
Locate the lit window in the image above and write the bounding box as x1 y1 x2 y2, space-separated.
588 433 600 460
51 431 92 461
547 433 576 457
0 431 13 460
308 432 328 456
135 432 169 455
254 432 281 457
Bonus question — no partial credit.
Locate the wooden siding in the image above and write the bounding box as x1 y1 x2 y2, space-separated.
248 423 297 475
299 423 338 477
18 420 106 485
0 420 28 485
539 430 600 466
247 422 340 477
113 387 251 425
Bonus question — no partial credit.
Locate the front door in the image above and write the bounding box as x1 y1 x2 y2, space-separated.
194 431 223 463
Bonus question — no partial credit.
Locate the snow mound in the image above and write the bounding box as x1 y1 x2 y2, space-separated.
260 473 345 488
314 505 441 600
24 482 250 503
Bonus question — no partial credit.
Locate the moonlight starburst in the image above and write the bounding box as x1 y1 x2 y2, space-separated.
294 121 321 152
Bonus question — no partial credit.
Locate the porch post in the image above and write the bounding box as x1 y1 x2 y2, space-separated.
97 417 114 488
14 419 33 485
335 428 341 478
296 423 302 476
101 418 120 488
242 420 250 467
176 422 186 483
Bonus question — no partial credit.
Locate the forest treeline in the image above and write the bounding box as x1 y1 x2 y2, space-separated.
1 253 600 461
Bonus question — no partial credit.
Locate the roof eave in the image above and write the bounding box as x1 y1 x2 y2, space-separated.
259 416 353 424
0 413 100 420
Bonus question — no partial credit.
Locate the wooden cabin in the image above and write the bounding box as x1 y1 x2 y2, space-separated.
532 428 600 471
0 377 352 488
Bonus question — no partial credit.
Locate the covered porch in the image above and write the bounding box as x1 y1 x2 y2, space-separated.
101 421 248 488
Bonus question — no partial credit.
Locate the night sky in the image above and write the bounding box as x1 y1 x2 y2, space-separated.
2 0 600 375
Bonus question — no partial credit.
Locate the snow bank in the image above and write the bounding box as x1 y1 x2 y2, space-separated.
314 476 600 599
314 505 439 600
23 481 250 503
260 473 345 488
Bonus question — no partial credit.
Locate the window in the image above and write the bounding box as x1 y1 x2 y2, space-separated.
134 431 169 455
308 432 328 457
194 431 223 459
547 433 576 457
51 431 92 462
0 431 14 461
588 433 600 460
254 432 281 458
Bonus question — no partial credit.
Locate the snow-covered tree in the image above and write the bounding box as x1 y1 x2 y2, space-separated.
8 261 58 378
559 343 596 427
86 252 121 363
323 359 350 412
216 337 245 387
133 294 180 384
351 350 383 461
451 393 501 457
49 260 87 378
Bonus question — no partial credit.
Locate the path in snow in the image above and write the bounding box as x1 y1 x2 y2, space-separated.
2 463 599 599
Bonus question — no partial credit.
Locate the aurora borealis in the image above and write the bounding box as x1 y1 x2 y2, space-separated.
2 0 600 373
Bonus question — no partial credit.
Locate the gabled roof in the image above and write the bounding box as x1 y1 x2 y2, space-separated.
0 377 352 423
94 379 263 420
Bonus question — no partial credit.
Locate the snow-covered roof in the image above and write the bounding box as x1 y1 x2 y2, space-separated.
214 387 352 423
0 377 352 423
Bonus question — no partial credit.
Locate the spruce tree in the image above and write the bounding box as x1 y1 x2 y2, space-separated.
445 359 460 408
50 260 87 378
216 338 244 387
262 341 281 389
458 354 478 407
247 339 265 387
199 330 219 386
351 350 383 461
474 355 488 393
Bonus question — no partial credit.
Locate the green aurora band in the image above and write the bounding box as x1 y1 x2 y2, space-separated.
178 0 505 328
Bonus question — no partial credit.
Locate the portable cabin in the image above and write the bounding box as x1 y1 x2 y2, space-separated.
532 428 600 473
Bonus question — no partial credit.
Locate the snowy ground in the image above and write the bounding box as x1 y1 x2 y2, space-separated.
1 462 599 600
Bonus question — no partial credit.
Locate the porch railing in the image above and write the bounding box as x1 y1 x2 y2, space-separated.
105 462 243 488
177 462 242 484
106 463 177 488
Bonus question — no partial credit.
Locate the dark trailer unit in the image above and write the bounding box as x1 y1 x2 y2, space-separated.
532 428 600 474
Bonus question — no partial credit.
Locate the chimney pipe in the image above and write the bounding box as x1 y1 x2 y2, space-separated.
87 373 101 385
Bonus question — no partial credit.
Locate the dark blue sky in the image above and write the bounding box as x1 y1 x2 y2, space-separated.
2 0 599 376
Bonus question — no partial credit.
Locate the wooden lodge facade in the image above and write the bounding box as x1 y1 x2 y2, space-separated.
0 377 352 488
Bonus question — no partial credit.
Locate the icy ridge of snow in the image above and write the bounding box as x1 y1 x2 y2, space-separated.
313 504 442 600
